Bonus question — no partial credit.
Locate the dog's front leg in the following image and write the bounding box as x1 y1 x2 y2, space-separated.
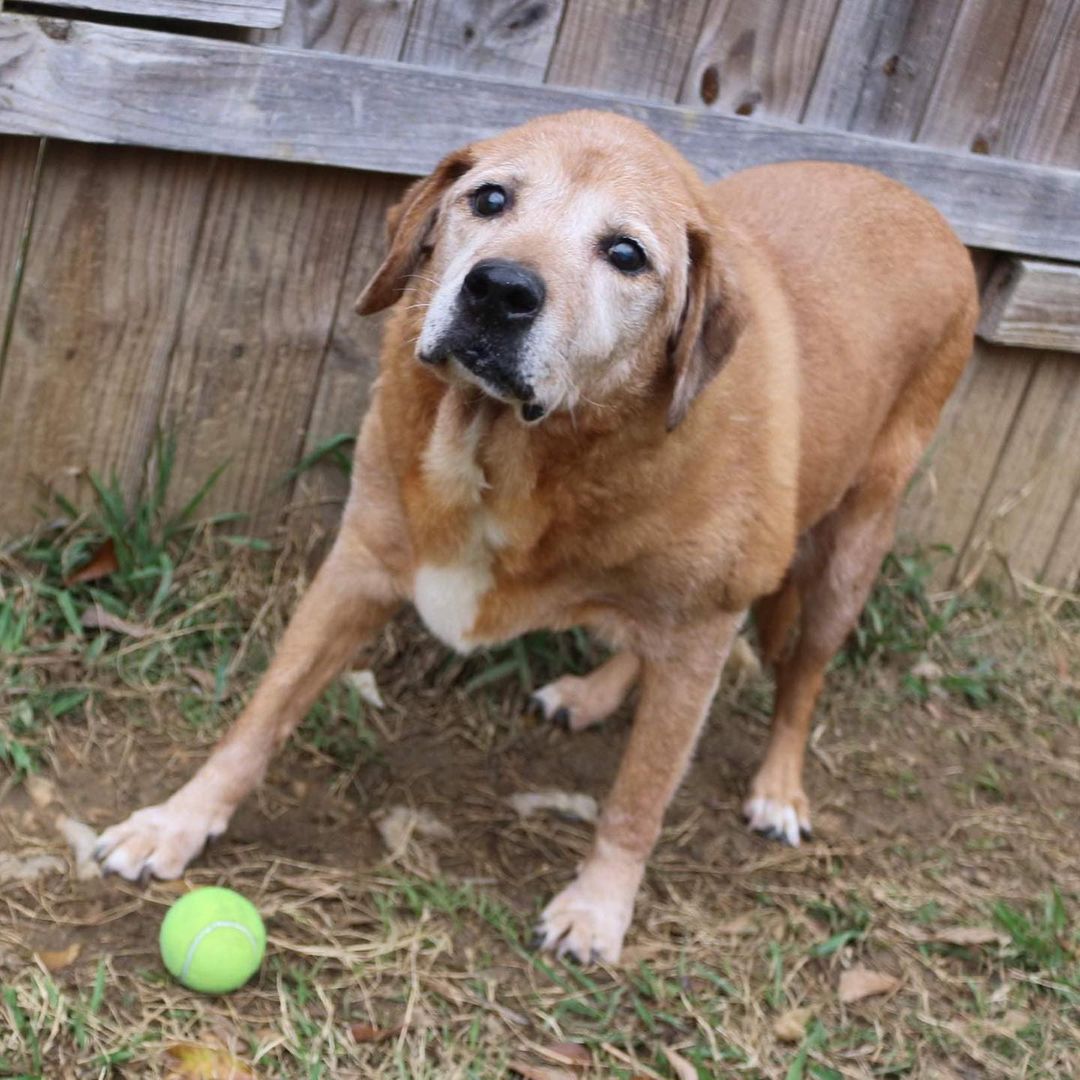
536 613 740 963
95 531 401 880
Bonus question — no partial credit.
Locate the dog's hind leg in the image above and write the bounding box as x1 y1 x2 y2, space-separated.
530 651 641 732
745 419 928 845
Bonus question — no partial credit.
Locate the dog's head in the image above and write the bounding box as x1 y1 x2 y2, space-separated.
357 111 745 429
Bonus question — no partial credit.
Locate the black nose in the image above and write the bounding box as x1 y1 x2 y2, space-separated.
461 259 545 325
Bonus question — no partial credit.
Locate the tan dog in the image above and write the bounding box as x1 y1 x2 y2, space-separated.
96 111 977 963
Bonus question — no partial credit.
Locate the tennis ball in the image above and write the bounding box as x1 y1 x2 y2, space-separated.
159 886 266 994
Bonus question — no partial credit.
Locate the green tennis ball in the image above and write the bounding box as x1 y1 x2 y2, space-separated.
159 886 266 994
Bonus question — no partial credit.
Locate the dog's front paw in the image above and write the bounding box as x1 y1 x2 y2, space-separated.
535 876 634 964
95 796 230 881
743 767 811 846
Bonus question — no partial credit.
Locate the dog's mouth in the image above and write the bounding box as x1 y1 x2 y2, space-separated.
419 338 548 423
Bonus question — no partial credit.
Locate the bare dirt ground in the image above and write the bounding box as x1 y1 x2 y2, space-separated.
1 534 1078 1079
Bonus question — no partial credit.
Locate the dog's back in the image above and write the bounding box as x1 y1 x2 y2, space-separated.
711 162 978 530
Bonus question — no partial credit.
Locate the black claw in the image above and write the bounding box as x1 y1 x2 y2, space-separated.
799 824 813 841
529 927 546 951
551 706 571 730
526 694 546 720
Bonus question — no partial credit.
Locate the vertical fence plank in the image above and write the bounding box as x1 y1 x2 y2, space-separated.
679 0 840 119
0 136 40 386
802 0 963 134
546 0 709 99
402 0 566 78
0 144 213 536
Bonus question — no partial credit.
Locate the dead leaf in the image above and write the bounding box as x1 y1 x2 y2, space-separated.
55 815 101 881
507 790 599 823
534 1042 591 1067
910 656 943 680
374 805 452 856
184 665 218 694
509 1061 576 1080
661 1045 698 1080
64 539 118 586
839 967 900 1004
25 775 57 809
81 604 151 639
934 926 1005 946
342 668 385 709
773 1006 814 1043
0 852 65 884
36 943 81 971
164 1042 257 1079
348 1022 402 1043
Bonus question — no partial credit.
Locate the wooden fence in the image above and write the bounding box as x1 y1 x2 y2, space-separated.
0 0 1078 591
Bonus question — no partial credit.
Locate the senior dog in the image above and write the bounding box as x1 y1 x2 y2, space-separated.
96 111 977 963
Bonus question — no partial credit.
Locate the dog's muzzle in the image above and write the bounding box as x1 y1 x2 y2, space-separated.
421 259 548 420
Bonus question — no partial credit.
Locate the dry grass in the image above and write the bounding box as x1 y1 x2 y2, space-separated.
1 520 1078 1079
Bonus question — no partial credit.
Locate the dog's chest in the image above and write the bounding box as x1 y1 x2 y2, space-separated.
410 408 507 653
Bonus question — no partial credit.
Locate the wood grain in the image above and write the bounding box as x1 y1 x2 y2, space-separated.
956 354 1080 586
0 135 40 385
978 258 1080 353
156 159 362 527
803 0 963 134
546 0 710 100
0 142 213 534
680 0 840 120
402 0 565 80
2 15 1080 261
253 0 414 55
24 0 286 30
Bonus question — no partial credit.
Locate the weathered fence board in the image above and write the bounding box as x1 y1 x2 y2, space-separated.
402 0 566 80
0 143 213 534
979 259 1080 353
0 135 39 370
958 355 1080 587
547 0 709 99
3 14 1080 261
802 0 964 135
157 160 363 527
681 0 841 119
20 0 286 29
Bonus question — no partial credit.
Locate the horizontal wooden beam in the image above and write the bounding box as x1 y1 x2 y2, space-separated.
10 0 284 30
2 14 1080 262
979 258 1080 353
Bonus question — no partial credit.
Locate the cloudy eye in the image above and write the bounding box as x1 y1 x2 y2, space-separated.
472 183 509 217
605 236 648 273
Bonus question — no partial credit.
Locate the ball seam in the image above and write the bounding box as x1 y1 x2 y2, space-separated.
179 919 260 985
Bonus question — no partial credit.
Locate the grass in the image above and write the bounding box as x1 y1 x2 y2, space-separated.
1 458 1078 1077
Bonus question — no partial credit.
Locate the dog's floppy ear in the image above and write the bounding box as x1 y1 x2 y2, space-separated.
355 148 474 315
666 224 746 430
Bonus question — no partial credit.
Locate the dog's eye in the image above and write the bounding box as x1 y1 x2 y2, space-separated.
605 237 648 273
472 184 509 217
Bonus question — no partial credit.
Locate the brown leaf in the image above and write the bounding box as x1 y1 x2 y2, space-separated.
839 967 900 1004
773 1006 814 1043
64 539 118 586
0 853 65 884
536 1042 590 1067
163 1042 257 1079
661 1045 698 1080
55 815 101 881
348 1022 402 1043
507 790 598 823
36 943 81 971
934 926 1005 946
25 775 58 809
509 1061 576 1080
80 604 150 639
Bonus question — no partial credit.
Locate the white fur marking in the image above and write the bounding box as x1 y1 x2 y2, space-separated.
413 560 492 653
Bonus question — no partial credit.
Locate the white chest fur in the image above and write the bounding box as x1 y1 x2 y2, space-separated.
411 395 505 653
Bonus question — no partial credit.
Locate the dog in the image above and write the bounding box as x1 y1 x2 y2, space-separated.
95 110 977 964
